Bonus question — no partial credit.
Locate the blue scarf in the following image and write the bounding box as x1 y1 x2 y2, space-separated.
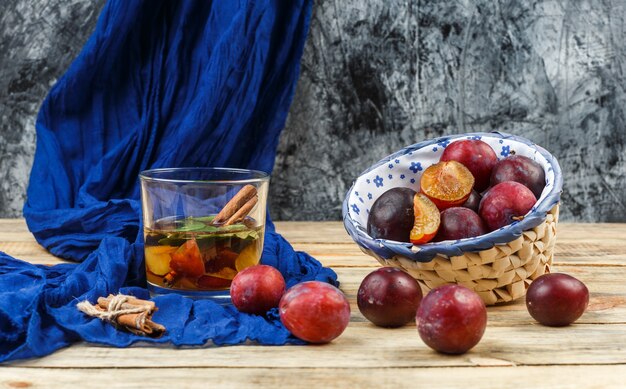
0 0 337 362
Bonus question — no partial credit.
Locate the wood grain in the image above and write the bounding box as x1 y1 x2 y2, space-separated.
1 219 625 387
0 365 626 389
2 365 626 389
6 321 625 369
2 220 625 267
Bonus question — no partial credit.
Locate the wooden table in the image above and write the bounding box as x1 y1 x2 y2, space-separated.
1 219 625 388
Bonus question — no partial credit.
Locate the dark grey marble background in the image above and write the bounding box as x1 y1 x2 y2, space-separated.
1 0 625 222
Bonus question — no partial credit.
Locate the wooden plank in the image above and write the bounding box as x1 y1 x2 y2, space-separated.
2 365 626 389
2 236 626 268
291 243 626 267
8 322 626 369
275 221 626 245
274 221 354 243
5 263 625 370
0 219 30 233
0 219 624 379
280 221 626 266
4 218 625 245
4 243 625 268
0 241 50 257
0 262 621 326
2 220 625 267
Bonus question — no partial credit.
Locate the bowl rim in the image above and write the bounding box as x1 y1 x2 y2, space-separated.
342 131 563 262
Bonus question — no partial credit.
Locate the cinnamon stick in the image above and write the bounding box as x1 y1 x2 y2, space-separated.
116 311 165 337
77 294 165 338
212 184 258 225
98 295 155 311
99 295 163 336
163 270 179 286
225 196 258 226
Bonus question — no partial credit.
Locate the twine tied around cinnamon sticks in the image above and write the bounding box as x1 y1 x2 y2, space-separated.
77 294 165 338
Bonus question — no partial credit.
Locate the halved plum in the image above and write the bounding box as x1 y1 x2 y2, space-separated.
410 193 441 244
420 161 475 210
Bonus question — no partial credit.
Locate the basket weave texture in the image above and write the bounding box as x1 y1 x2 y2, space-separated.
368 205 559 305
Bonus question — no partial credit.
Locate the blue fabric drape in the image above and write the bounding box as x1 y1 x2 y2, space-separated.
0 0 337 362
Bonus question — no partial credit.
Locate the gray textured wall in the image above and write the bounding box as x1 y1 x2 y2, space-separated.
275 0 626 222
1 1 625 222
0 0 105 216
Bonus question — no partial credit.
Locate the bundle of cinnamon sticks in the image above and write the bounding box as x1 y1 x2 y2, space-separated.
77 294 165 338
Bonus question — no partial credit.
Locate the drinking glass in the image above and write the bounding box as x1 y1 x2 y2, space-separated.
139 168 269 301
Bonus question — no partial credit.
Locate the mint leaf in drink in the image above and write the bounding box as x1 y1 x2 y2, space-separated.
175 220 206 232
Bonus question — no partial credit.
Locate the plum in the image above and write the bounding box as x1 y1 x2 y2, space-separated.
409 194 441 244
526 273 589 326
434 207 487 241
368 188 416 242
491 155 546 198
416 285 487 354
462 189 481 212
420 161 475 210
357 267 423 327
479 181 537 231
279 281 350 343
231 265 286 315
440 139 498 191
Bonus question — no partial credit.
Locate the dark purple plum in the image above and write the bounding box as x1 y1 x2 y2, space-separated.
357 267 423 327
526 273 589 326
461 189 481 212
416 285 487 354
490 155 546 198
479 182 537 231
368 188 416 242
434 207 487 241
440 139 498 191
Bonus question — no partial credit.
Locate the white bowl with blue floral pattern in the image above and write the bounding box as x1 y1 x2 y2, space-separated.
342 132 563 263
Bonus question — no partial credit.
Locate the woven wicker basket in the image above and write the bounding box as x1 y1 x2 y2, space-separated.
343 132 563 306
367 205 559 305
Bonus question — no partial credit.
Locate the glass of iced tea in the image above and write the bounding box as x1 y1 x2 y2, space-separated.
139 168 269 301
